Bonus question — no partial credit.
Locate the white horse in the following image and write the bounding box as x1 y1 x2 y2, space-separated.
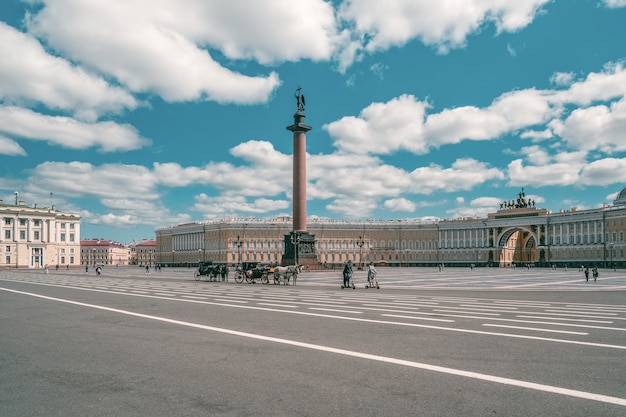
273 265 302 285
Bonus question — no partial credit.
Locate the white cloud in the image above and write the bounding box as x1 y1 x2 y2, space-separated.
0 106 149 152
324 94 429 154
25 0 328 103
550 71 575 87
0 22 137 121
549 97 626 153
383 198 416 212
338 0 550 55
193 194 289 217
603 0 626 8
579 158 626 186
325 63 626 159
0 135 26 156
507 158 581 187
27 162 159 200
408 159 505 194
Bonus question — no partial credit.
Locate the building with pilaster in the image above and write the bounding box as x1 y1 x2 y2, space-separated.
0 199 81 269
155 188 626 270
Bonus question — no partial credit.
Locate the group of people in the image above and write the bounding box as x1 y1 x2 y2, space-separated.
583 265 599 282
342 260 378 288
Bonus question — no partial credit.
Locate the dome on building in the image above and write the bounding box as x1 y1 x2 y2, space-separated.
614 186 626 206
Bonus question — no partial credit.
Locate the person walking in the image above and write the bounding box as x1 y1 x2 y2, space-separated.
367 262 377 288
584 267 589 282
592 266 598 282
342 260 353 288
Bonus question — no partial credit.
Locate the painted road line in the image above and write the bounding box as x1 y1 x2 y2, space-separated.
309 307 363 314
482 324 588 335
257 303 298 308
381 314 455 323
2 286 625 408
2 282 625 350
516 315 613 324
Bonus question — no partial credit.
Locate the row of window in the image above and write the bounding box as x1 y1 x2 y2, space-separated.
2 230 75 241
3 218 75 228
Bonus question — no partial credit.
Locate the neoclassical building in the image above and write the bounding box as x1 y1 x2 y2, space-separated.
80 239 130 267
0 199 81 269
155 189 626 269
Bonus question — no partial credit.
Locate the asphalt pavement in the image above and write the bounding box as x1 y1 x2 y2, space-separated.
1 267 625 416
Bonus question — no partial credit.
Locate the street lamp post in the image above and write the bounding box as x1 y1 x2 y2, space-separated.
356 236 364 270
290 233 300 266
92 248 96 267
232 235 243 266
610 242 614 270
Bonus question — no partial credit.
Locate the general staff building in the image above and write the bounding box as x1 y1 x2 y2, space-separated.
155 188 626 270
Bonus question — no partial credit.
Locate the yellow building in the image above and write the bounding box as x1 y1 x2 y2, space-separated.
155 188 626 269
0 199 81 269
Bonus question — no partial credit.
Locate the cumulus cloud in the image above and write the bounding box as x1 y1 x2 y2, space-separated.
24 0 317 103
0 22 137 121
0 135 26 156
603 0 626 8
193 194 289 217
408 159 505 194
324 63 626 163
0 106 149 152
383 198 416 212
27 162 159 199
337 0 550 59
324 94 429 154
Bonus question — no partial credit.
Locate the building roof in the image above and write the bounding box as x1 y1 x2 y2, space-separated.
614 186 626 206
135 240 156 247
81 239 125 248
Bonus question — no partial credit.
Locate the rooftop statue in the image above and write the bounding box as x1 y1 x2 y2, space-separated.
295 86 305 112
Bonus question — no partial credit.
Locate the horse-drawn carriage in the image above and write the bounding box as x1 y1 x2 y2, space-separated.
194 261 228 282
234 262 271 284
233 262 302 285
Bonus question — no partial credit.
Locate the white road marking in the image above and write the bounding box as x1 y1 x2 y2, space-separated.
309 307 363 314
381 314 455 323
257 303 298 308
2 286 625 408
482 324 588 335
2 280 626 350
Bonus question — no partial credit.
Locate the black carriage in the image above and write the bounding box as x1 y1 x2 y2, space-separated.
234 262 273 284
194 261 229 282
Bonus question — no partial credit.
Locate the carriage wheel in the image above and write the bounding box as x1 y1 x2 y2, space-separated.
194 270 201 281
234 271 244 284
261 273 269 285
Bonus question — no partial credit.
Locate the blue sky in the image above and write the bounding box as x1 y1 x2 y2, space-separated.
1 0 626 244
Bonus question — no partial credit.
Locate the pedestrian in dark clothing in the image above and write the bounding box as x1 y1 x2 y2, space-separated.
343 260 353 288
584 267 589 282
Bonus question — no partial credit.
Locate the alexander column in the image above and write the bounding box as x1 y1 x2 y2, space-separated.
283 87 317 267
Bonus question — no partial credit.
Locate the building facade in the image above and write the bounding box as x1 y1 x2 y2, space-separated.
80 239 130 266
0 199 81 269
155 189 626 269
133 240 156 266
